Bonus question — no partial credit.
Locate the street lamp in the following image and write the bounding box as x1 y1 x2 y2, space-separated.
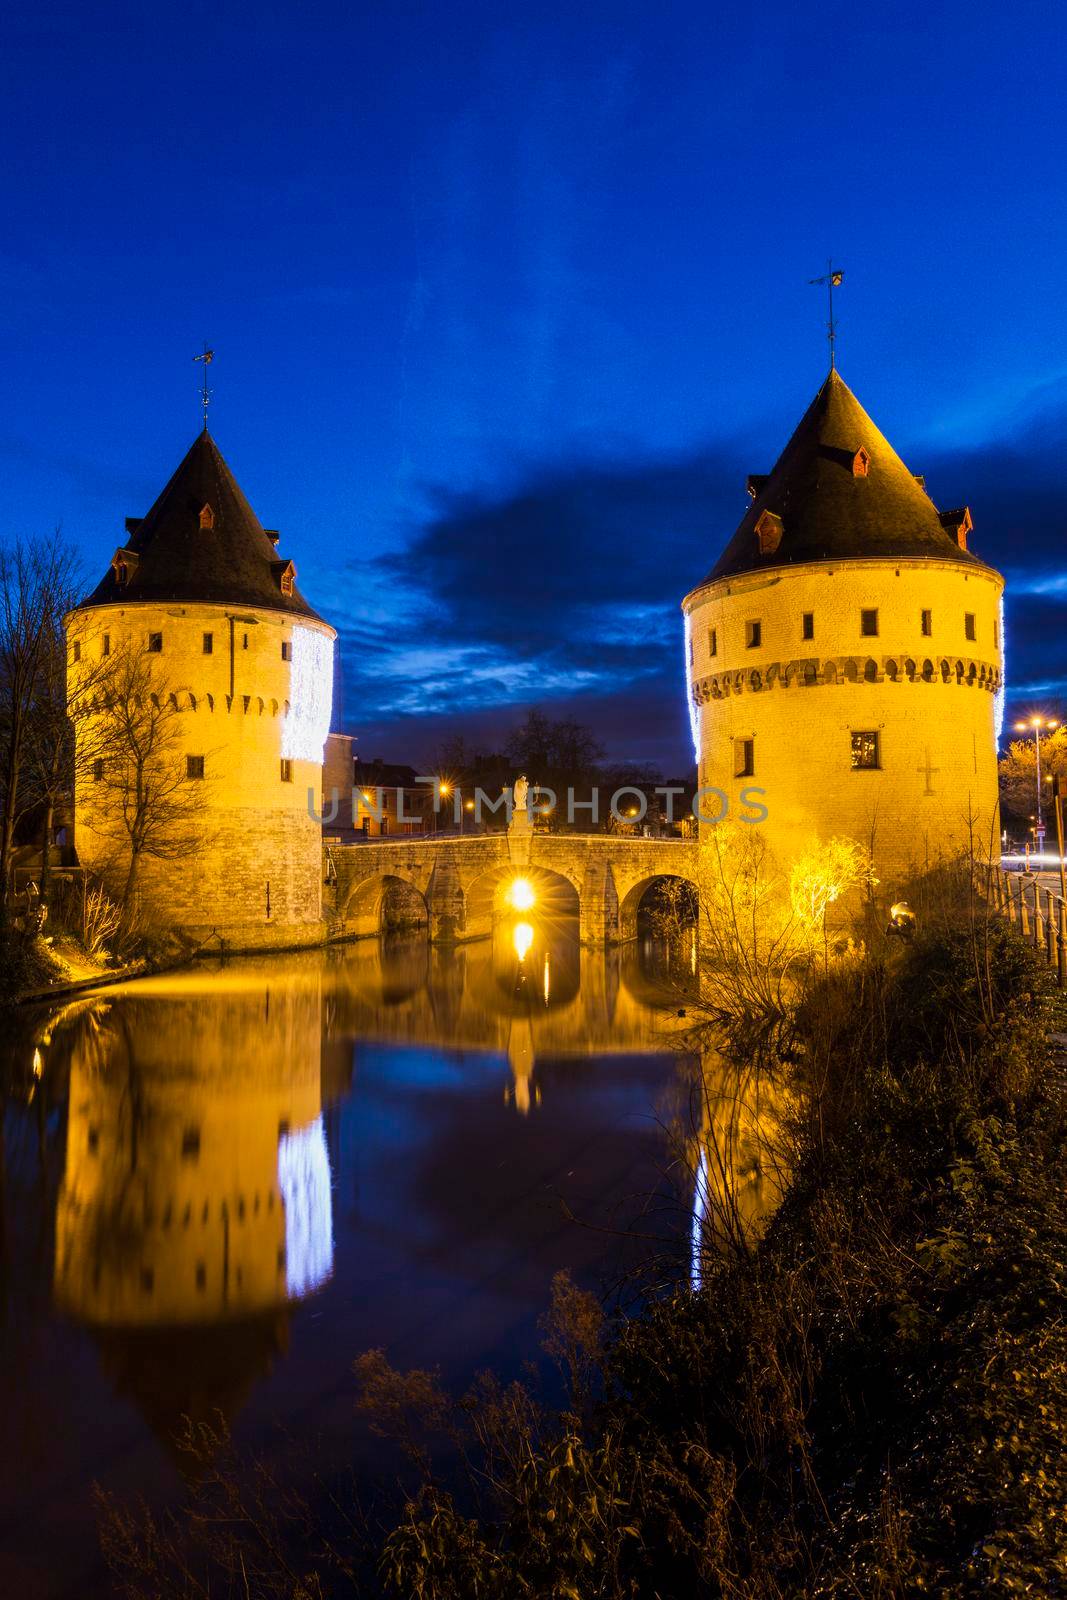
1014 715 1059 846
432 779 451 836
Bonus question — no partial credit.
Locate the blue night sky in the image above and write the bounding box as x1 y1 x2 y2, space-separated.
2 1 1065 770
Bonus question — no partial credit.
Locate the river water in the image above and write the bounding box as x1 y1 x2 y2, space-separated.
0 918 723 1598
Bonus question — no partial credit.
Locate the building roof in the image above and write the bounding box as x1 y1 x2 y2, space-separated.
701 370 992 586
79 430 325 621
95 1311 289 1471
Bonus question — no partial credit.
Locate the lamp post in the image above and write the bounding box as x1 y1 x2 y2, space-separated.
1014 715 1059 854
433 780 450 836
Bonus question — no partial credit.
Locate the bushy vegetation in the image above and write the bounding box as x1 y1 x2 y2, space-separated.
98 913 1067 1597
359 920 1065 1599
0 921 65 1001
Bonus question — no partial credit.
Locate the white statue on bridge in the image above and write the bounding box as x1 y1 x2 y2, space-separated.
513 774 529 812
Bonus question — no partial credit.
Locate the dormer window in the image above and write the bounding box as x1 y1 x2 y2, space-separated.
111 547 138 587
939 506 973 551
852 448 871 478
273 558 296 597
754 509 783 556
199 503 215 530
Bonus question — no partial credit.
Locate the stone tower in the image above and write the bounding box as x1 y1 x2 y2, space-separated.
68 431 335 947
682 371 1004 883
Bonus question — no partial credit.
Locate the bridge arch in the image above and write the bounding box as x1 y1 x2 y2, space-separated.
340 872 428 940
464 862 581 940
618 872 700 942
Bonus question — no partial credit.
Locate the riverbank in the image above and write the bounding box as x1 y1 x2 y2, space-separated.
368 916 1067 1597
96 911 1067 1597
0 924 161 1007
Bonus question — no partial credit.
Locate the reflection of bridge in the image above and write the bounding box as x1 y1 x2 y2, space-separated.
324 931 696 1113
324 832 700 945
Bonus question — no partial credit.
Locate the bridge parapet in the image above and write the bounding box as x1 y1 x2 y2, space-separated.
323 832 700 946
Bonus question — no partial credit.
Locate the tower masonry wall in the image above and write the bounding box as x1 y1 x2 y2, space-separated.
683 558 1004 886
55 976 326 1327
67 601 335 946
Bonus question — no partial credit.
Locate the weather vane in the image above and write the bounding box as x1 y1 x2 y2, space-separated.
808 262 844 369
193 344 214 430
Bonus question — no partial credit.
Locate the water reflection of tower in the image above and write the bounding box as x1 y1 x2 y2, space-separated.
52 972 333 1447
690 1049 791 1289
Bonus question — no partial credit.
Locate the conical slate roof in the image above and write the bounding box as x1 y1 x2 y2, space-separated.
80 430 325 621
95 1311 289 1473
704 370 988 584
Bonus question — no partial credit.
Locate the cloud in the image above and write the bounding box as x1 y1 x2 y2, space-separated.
326 384 1067 769
919 391 1067 718
327 446 743 768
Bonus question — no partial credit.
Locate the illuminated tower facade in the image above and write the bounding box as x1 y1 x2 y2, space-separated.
68 432 335 946
682 372 1004 882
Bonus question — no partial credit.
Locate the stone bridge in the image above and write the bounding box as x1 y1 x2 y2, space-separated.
323 830 700 945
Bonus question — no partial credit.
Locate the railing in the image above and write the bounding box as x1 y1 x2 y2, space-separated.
989 863 1067 987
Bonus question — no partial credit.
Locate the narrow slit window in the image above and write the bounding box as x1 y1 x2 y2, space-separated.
102 633 110 656
187 754 205 780
202 631 213 654
745 620 761 649
860 609 879 637
734 737 755 778
92 759 104 782
802 612 814 640
281 640 292 662
850 730 880 770
280 758 293 783
709 627 717 657
147 631 163 653
71 641 81 663
921 609 932 636
964 612 976 641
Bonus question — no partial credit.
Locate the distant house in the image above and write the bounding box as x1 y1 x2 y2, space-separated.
321 735 430 838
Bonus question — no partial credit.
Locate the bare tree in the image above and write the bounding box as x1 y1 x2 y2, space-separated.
0 535 80 909
21 571 118 910
78 643 205 925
